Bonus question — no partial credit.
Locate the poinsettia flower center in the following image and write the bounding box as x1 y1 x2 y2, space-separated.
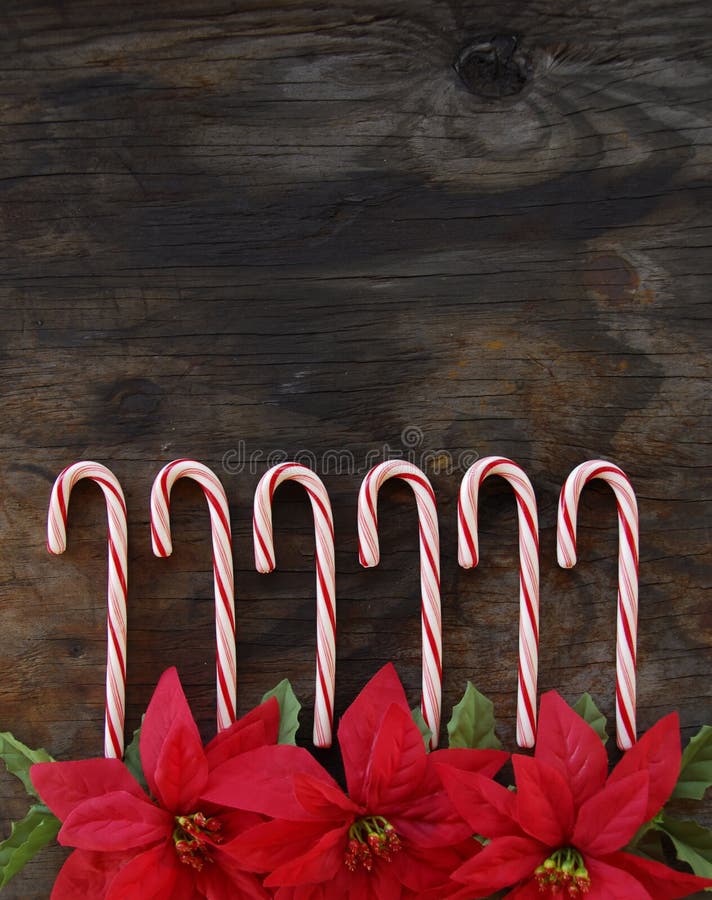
344 815 403 872
172 811 224 871
534 847 591 897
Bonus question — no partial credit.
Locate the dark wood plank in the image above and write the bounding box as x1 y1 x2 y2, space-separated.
0 0 710 895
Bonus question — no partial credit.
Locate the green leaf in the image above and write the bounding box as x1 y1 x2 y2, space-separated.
261 680 301 745
657 815 712 879
447 682 502 750
673 725 712 800
0 733 54 799
122 717 147 791
573 693 608 745
410 706 433 751
0 803 60 888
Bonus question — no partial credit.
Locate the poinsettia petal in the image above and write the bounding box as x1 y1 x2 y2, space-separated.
105 840 178 899
535 691 608 807
59 790 172 851
205 744 340 819
395 840 480 892
139 668 209 813
430 747 509 778
452 834 547 894
293 772 360 818
232 818 342 873
603 850 712 899
50 849 127 900
583 855 653 899
607 712 681 822
199 853 271 900
506 881 547 900
573 770 648 855
337 663 410 803
264 823 346 886
204 697 280 770
435 762 521 837
514 755 575 846
31 759 145 821
363 702 427 810
391 784 473 849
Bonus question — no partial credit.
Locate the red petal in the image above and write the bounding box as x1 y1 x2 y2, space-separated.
452 834 547 895
293 772 360 818
59 790 172 851
363 703 426 809
140 668 208 813
584 856 653 899
105 841 178 899
204 697 280 770
573 770 648 855
603 850 712 899
507 881 547 900
205 744 339 819
337 663 409 802
50 849 126 900
31 759 145 821
232 818 341 873
514 755 575 846
264 824 346 887
535 691 608 807
435 762 520 837
430 747 509 779
198 853 271 900
607 712 681 821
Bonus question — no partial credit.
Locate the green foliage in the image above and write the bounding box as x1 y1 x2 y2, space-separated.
447 682 502 750
0 733 53 798
673 725 712 801
262 680 301 745
0 804 60 889
122 717 147 791
572 693 609 745
410 706 433 750
656 815 712 879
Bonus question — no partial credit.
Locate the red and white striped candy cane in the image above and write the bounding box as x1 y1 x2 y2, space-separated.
47 462 128 759
458 457 540 748
557 460 639 750
253 463 336 748
358 460 442 749
150 459 236 733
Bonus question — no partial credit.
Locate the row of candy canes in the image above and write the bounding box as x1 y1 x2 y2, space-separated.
46 456 639 762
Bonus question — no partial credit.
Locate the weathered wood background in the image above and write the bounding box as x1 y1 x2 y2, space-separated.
1 0 710 895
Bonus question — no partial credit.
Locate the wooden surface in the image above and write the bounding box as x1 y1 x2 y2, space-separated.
1 0 711 895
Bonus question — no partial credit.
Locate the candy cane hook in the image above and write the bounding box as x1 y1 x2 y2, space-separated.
47 462 128 759
253 463 336 748
358 460 442 748
150 459 236 733
458 457 540 748
557 460 639 750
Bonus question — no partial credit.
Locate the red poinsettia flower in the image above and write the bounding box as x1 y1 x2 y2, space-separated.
31 667 279 899
203 663 509 899
437 690 712 900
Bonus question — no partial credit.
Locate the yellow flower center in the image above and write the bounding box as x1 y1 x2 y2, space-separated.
534 847 591 896
344 815 403 872
173 811 223 871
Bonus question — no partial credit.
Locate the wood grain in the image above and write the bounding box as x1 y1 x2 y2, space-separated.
0 0 710 895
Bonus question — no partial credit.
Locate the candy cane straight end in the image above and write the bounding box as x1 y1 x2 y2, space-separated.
357 460 442 749
253 462 336 749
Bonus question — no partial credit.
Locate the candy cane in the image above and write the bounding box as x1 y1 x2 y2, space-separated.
358 460 441 748
458 457 540 748
557 460 639 749
253 463 336 748
47 462 128 759
150 459 236 733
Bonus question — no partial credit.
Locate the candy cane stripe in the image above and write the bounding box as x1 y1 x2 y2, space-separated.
47 461 128 759
253 463 336 748
556 459 639 749
150 459 236 732
458 457 540 748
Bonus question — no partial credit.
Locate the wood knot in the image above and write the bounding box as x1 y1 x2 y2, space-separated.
454 35 532 99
